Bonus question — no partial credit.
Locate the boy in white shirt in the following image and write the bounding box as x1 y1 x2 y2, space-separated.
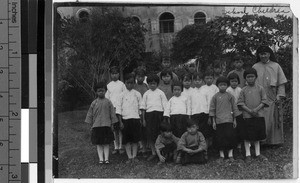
105 66 126 154
142 74 168 161
164 81 191 138
115 73 144 164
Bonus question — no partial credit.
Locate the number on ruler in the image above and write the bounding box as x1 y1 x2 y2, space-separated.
11 111 18 116
11 174 18 179
0 21 2 24
0 166 3 170
0 142 3 146
0 69 3 74
0 94 2 98
0 118 3 122
0 45 3 50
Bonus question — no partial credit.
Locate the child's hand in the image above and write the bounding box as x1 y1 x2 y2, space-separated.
158 155 166 162
120 122 124 130
233 120 237 128
111 125 114 131
143 119 146 127
207 118 212 125
212 122 216 130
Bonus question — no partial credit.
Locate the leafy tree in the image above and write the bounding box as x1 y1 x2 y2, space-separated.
171 14 292 74
56 8 146 110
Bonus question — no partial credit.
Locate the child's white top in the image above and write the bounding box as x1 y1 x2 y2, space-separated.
226 86 242 104
163 95 191 117
181 87 194 100
142 88 168 112
105 80 126 107
115 89 143 120
201 84 219 114
190 87 206 115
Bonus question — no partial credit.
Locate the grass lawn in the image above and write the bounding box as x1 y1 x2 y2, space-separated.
58 108 294 179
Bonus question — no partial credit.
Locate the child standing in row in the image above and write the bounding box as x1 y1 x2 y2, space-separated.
237 68 269 162
133 68 149 156
142 74 168 161
85 82 118 164
177 119 208 165
115 74 144 163
181 73 194 100
209 76 239 162
155 122 179 165
164 81 191 138
158 69 174 100
226 73 244 154
190 72 211 142
105 66 126 154
227 54 246 88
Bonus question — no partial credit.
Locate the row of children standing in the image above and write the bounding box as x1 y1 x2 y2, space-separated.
85 55 269 165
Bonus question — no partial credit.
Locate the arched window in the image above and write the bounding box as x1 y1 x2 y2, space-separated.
194 12 206 24
132 16 140 23
159 12 174 33
76 9 90 22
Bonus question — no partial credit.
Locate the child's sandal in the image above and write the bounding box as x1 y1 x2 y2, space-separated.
99 160 104 164
104 160 110 164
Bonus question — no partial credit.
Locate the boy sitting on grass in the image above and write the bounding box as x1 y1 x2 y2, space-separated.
155 122 179 165
177 119 208 165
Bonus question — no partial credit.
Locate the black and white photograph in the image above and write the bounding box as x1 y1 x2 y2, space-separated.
53 1 296 179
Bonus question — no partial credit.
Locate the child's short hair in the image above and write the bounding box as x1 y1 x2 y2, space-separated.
216 76 230 86
233 54 243 62
204 70 214 78
243 68 258 79
193 72 203 80
187 118 197 128
227 72 240 84
160 122 172 132
182 73 192 81
146 74 160 84
171 80 183 91
93 81 107 92
109 66 119 74
124 73 135 82
135 68 146 77
160 69 173 80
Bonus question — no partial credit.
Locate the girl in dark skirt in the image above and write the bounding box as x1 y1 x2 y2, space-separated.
237 68 269 162
85 82 118 164
209 76 240 162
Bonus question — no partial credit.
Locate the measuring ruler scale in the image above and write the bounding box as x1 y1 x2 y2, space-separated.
0 0 21 182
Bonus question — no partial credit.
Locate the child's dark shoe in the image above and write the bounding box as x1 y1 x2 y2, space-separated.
255 154 268 162
228 157 235 162
99 160 104 164
147 155 156 161
104 160 110 164
119 149 125 154
112 150 118 155
244 156 251 163
216 157 224 164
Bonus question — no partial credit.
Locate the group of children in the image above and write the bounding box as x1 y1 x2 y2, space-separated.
85 56 269 165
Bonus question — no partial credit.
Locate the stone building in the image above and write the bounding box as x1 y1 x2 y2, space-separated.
57 4 225 59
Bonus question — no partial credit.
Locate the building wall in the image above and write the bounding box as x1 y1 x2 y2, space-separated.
57 5 225 57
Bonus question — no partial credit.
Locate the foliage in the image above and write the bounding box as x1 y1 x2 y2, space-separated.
171 14 293 74
56 8 146 111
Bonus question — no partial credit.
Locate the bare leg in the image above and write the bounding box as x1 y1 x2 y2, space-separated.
254 141 260 156
149 141 156 155
219 150 225 158
132 143 138 158
103 144 110 161
125 143 133 159
96 145 104 162
228 149 233 158
119 131 123 150
113 131 119 151
244 141 251 157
